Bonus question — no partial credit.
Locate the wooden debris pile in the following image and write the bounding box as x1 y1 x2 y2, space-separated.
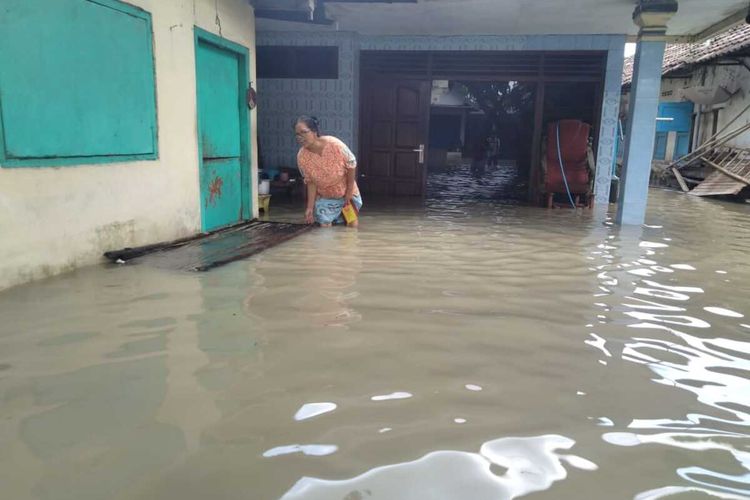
686 147 750 196
669 103 750 197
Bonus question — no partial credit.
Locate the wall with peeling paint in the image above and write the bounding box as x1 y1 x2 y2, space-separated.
660 61 750 150
0 0 258 291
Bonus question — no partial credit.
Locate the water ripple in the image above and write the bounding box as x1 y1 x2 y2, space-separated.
280 435 596 500
589 195 750 498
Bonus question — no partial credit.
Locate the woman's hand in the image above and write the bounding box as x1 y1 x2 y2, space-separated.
305 182 317 224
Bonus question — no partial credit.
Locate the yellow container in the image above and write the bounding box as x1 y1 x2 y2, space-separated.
258 194 271 213
342 203 358 224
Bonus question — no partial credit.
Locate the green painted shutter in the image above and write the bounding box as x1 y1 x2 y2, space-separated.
0 0 158 167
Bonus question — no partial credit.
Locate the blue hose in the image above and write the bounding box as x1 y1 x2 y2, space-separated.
555 122 577 208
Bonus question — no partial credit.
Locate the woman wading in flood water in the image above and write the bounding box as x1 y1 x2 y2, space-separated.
295 115 362 227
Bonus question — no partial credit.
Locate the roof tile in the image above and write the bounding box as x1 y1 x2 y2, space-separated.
623 23 750 86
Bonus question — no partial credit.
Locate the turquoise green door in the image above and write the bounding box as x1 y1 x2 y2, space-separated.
196 39 244 231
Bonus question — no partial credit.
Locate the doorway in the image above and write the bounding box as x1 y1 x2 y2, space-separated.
194 28 252 231
358 50 607 204
359 78 431 196
426 80 536 203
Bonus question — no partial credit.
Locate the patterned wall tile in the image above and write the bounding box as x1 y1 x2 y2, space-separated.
360 35 530 51
594 37 627 204
258 31 624 191
360 35 619 51
257 31 358 171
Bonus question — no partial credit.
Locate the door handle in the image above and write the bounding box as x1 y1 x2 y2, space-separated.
412 144 425 164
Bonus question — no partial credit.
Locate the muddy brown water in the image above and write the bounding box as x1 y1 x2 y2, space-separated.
2 172 750 499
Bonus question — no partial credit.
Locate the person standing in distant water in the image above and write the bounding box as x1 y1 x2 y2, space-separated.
487 129 501 168
295 115 362 227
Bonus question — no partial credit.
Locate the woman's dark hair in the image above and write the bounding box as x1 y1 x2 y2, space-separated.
294 115 321 136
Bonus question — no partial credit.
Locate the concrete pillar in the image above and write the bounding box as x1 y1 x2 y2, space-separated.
616 40 665 224
592 37 626 206
616 0 676 225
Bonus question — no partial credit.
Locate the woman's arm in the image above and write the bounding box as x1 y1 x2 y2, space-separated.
305 182 317 224
344 167 356 204
338 141 357 204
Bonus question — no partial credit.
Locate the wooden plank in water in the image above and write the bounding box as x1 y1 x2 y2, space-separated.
689 170 745 196
104 220 313 271
690 156 750 197
671 167 690 192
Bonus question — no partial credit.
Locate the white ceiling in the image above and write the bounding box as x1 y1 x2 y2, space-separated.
255 0 748 37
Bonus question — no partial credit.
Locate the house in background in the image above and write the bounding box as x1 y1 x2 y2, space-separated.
254 0 749 226
2 0 749 291
0 0 258 291
622 23 750 163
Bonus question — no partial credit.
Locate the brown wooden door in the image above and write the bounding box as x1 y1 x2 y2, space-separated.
359 78 430 196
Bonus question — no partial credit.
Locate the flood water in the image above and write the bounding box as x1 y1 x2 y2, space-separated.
2 169 750 499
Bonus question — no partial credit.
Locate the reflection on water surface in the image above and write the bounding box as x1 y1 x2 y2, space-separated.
1 182 750 499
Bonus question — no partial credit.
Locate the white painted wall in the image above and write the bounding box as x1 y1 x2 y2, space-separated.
660 61 750 149
0 0 257 291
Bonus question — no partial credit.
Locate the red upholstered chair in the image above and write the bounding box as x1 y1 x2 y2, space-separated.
543 120 593 208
